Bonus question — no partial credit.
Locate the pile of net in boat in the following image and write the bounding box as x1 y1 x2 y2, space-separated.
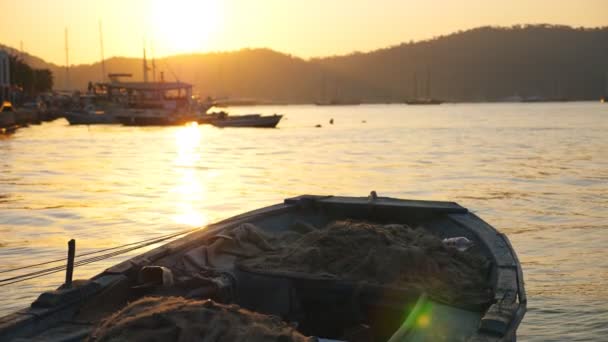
88 297 313 342
238 220 493 307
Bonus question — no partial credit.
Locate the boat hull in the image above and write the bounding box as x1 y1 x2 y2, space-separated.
211 114 282 128
115 110 201 126
65 111 117 125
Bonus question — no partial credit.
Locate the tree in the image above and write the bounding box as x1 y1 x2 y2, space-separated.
8 54 54 97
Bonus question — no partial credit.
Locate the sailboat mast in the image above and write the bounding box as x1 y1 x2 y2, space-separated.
99 21 106 83
151 42 156 83
426 66 431 99
64 27 70 90
142 46 149 83
413 72 418 99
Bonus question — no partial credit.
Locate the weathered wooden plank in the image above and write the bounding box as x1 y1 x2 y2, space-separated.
0 311 35 339
500 232 527 305
494 267 519 303
479 302 519 337
318 195 468 213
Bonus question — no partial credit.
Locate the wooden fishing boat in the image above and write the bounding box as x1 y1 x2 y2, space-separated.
0 194 525 341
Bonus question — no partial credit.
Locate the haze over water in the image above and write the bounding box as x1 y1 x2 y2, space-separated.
0 102 606 340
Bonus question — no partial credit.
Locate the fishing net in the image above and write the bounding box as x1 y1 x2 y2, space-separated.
89 296 313 342
238 220 493 306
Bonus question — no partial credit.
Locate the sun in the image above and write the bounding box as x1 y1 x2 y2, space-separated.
149 0 222 54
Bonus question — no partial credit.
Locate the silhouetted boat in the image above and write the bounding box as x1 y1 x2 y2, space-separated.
0 193 526 341
405 99 443 105
65 95 118 125
209 113 283 128
0 101 16 129
15 101 42 125
65 110 116 125
405 67 443 105
314 100 361 106
0 101 20 133
112 82 209 126
315 70 360 106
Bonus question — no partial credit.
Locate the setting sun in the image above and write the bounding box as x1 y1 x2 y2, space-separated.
149 0 222 54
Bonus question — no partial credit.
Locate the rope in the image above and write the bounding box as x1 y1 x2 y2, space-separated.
0 227 200 287
0 227 197 274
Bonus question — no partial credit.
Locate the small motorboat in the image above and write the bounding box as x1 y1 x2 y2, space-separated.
209 113 283 128
65 95 119 125
0 193 525 341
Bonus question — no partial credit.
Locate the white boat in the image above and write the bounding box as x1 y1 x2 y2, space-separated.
207 113 283 128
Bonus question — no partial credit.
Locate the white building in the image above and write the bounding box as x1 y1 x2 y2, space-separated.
0 50 9 103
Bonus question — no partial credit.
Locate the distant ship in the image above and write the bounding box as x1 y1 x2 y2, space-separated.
405 67 442 105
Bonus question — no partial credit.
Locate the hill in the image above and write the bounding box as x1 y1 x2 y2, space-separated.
2 24 608 102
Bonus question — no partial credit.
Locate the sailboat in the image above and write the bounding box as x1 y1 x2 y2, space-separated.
315 72 361 106
405 67 442 105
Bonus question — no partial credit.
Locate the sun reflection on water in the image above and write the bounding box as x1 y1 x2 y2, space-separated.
171 124 208 227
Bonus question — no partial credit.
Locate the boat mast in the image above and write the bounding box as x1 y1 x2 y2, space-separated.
426 66 431 99
142 46 149 83
99 20 106 83
413 72 418 100
64 27 70 90
151 41 156 83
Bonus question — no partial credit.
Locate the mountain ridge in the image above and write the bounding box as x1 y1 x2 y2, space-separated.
3 24 608 102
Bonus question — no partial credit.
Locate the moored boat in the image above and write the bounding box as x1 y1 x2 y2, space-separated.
65 95 119 125
0 193 525 341
405 98 443 105
65 109 116 125
112 82 209 126
15 101 42 125
208 113 283 128
0 101 16 129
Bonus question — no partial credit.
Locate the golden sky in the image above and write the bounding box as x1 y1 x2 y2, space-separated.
1 0 607 65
